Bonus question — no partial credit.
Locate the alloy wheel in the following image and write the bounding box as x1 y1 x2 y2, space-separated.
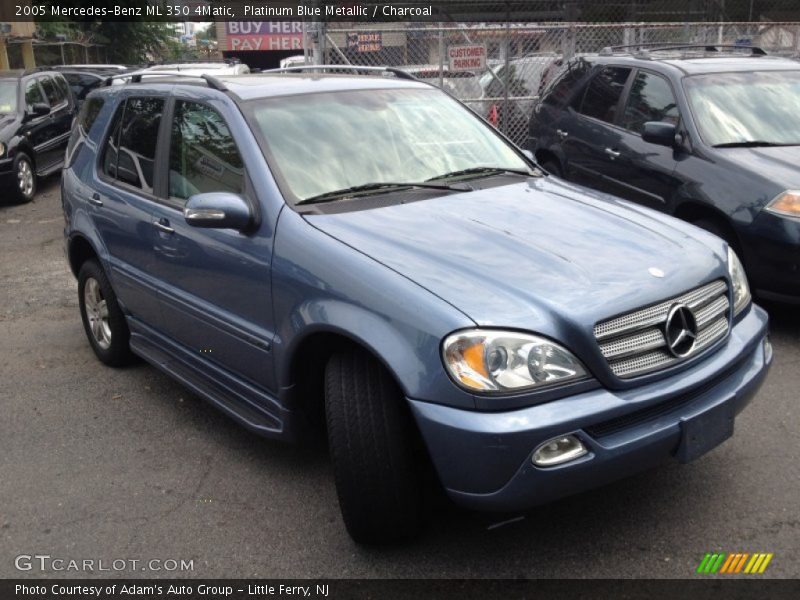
84 277 112 350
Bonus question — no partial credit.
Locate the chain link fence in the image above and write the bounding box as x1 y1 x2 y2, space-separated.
308 20 800 145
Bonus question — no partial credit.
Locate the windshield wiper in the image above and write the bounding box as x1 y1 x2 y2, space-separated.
426 166 536 182
296 181 472 206
712 141 797 148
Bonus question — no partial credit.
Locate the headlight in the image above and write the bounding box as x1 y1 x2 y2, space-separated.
442 329 588 393
0 142 5 158
728 247 751 316
765 190 800 218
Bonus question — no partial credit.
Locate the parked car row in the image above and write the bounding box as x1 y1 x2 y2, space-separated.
58 63 772 545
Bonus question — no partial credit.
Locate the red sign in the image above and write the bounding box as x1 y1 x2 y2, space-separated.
225 22 304 51
448 44 487 71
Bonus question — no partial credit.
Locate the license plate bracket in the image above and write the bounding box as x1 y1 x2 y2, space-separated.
676 402 735 463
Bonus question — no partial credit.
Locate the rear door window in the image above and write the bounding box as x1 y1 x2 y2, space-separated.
621 71 680 134
53 75 71 103
24 80 46 109
100 97 164 193
39 76 63 106
578 66 632 124
116 97 164 192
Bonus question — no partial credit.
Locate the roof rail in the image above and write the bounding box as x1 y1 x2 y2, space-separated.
147 58 241 66
103 71 229 91
263 65 419 81
600 43 767 57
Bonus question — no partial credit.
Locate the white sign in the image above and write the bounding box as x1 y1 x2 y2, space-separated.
447 44 487 72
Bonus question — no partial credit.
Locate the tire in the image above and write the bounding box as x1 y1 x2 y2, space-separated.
78 259 135 367
541 159 563 178
12 153 36 204
325 348 424 544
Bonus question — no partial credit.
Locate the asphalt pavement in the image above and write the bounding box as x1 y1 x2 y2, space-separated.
1 176 798 578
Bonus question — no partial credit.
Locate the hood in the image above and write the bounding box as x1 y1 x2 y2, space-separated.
307 177 727 338
718 146 800 191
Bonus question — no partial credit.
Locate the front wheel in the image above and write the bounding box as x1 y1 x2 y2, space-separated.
13 153 36 203
325 349 425 544
78 260 136 367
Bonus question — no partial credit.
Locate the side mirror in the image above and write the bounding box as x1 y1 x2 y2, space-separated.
183 192 252 231
642 121 678 148
29 103 50 117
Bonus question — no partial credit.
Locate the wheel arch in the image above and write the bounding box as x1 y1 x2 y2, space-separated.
280 323 410 417
67 233 101 278
673 200 743 254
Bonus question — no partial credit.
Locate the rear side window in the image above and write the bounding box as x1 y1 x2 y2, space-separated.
578 66 631 123
621 71 680 134
67 97 105 167
168 100 244 201
101 103 125 180
101 97 164 192
79 97 104 133
541 59 590 106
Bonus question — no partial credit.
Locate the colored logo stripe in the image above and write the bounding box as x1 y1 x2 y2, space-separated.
699 552 773 574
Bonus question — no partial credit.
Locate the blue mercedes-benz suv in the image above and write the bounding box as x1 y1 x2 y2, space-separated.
62 67 772 544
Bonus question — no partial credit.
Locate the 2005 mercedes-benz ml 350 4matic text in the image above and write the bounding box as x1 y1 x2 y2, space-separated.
62 67 772 544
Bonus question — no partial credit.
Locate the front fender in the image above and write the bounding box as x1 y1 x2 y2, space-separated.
271 208 476 409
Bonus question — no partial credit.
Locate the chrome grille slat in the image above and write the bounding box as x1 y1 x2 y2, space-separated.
594 280 727 341
695 295 730 329
595 280 730 379
599 328 665 360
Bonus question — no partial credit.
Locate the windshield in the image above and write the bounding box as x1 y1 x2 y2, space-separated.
684 70 800 146
248 87 528 202
0 81 17 113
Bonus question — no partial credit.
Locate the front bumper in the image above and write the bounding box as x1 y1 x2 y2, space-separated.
742 211 800 302
409 304 770 512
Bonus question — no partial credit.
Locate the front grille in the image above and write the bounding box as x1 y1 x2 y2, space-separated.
594 280 730 379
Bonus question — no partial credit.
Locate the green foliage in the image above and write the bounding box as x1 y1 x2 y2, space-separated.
33 0 175 65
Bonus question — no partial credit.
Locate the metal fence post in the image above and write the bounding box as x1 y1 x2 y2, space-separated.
438 23 444 89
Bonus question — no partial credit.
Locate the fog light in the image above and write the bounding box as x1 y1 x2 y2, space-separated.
764 336 773 364
532 434 588 467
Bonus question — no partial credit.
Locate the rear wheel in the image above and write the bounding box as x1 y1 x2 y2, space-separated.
325 348 424 544
78 260 136 367
13 153 36 204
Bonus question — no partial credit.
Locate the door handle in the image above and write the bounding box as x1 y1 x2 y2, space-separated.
604 147 621 159
556 129 569 140
88 192 103 207
154 220 174 234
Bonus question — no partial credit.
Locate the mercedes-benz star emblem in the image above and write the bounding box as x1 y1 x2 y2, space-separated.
664 303 698 358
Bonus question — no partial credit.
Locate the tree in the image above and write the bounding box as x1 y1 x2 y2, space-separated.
34 0 175 64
